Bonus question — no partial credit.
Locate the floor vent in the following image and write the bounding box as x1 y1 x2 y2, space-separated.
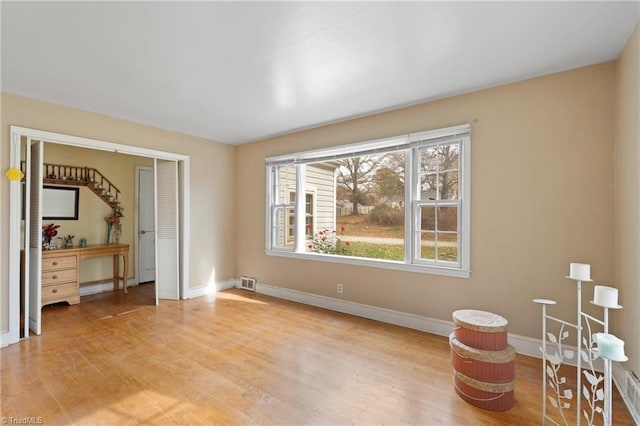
239 276 256 292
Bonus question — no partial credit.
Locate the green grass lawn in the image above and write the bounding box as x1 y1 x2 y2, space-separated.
336 214 456 242
336 215 404 239
343 242 457 262
345 242 405 261
332 214 458 262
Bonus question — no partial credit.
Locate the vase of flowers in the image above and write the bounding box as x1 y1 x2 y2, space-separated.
105 205 124 244
42 223 60 248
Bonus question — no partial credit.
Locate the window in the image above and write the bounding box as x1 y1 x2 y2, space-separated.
416 142 460 264
270 165 296 250
265 124 470 277
287 191 314 243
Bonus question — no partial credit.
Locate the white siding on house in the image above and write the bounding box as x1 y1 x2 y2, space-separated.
306 164 336 234
274 163 337 245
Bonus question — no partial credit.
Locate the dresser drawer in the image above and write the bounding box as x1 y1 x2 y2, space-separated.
42 282 77 302
42 268 76 286
42 255 76 271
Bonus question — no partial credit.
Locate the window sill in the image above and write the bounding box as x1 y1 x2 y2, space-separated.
265 249 471 279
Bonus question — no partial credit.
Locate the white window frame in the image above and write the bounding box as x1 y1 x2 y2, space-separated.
265 124 471 278
286 189 315 243
268 165 297 252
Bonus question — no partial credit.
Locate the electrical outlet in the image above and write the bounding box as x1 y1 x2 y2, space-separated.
337 283 343 294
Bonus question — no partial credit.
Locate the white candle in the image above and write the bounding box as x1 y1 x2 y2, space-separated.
593 285 619 308
569 263 590 281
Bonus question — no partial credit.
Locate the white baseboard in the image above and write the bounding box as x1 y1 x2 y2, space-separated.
254 281 456 337
79 278 137 297
185 280 235 299
79 278 236 300
0 329 14 348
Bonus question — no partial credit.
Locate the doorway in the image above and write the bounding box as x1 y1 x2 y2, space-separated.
7 126 190 344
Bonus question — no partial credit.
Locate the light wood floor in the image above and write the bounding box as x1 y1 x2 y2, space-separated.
1 285 634 425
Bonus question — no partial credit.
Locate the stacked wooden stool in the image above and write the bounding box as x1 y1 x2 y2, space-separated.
450 309 515 411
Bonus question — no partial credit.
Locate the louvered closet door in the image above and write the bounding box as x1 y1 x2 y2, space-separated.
28 140 43 335
155 159 179 301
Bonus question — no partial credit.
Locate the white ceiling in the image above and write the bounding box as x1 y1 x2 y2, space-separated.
2 2 638 145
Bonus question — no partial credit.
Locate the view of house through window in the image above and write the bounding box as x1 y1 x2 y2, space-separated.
304 152 407 261
267 124 470 275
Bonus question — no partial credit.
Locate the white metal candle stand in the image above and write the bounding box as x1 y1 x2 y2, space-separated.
534 277 623 426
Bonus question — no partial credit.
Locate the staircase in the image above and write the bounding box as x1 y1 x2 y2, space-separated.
21 162 122 210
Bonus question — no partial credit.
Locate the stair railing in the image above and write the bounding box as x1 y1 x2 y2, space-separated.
21 161 121 209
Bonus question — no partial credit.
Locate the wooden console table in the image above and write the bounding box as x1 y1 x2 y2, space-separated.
41 244 130 308
78 244 130 293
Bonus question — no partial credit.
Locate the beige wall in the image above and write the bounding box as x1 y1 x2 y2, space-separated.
615 24 639 376
36 144 153 283
236 63 617 340
1 93 237 332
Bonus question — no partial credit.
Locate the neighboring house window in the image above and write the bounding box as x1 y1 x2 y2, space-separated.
286 192 296 244
265 124 471 277
305 193 314 238
287 191 314 243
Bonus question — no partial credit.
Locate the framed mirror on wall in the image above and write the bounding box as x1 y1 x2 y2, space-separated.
42 185 79 220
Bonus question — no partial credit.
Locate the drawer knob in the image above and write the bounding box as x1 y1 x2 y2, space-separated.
53 261 59 265
52 275 58 279
52 289 58 293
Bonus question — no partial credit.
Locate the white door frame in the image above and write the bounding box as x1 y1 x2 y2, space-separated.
5 125 190 347
6 130 23 345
